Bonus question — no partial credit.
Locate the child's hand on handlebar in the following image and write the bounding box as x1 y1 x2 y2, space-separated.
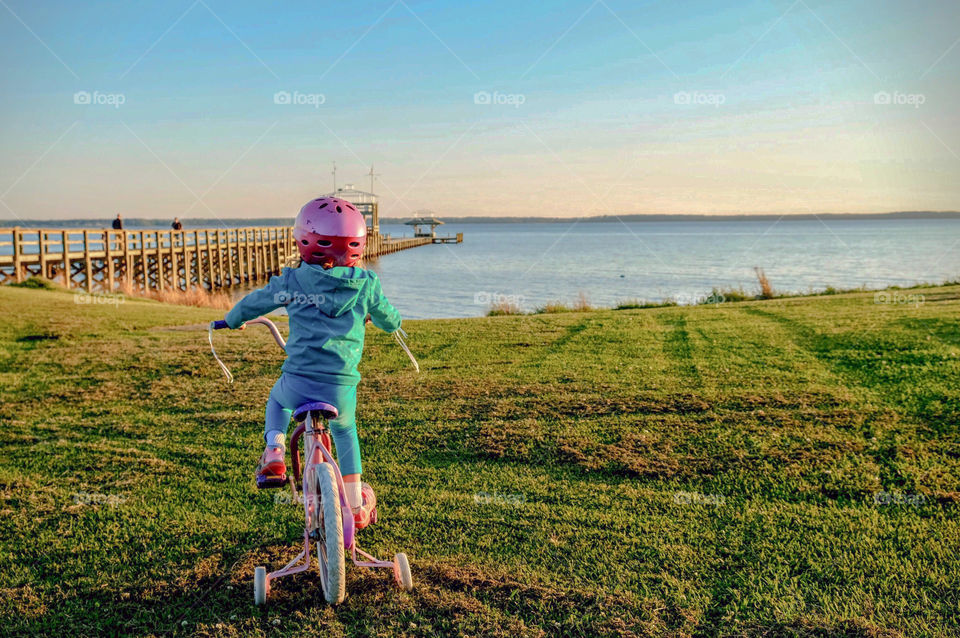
213 318 245 330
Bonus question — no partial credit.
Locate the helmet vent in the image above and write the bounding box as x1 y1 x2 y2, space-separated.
301 239 308 245
349 241 360 247
336 205 342 213
317 240 332 247
318 202 328 209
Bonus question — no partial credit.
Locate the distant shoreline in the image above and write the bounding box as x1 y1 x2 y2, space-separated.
382 211 960 224
2 210 959 228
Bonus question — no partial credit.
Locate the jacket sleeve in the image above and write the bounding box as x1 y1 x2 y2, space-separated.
224 271 289 328
368 275 402 333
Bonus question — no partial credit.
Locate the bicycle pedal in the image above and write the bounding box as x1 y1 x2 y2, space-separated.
256 474 287 490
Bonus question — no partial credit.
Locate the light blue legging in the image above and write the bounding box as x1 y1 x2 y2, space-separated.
265 373 361 475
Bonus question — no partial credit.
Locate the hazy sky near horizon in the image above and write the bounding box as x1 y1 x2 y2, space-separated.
1 0 958 220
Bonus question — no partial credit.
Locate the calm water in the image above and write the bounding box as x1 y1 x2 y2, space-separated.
367 219 960 319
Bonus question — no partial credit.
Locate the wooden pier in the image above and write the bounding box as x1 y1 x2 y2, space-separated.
0 227 433 293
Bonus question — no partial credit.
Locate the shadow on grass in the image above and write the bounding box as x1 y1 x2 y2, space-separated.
166 553 693 637
70 548 906 637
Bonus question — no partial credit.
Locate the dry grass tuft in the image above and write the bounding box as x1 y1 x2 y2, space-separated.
754 267 775 299
572 291 592 311
119 281 233 310
535 302 571 314
487 300 525 316
536 291 593 314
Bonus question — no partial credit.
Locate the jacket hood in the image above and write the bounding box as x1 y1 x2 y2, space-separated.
291 264 369 317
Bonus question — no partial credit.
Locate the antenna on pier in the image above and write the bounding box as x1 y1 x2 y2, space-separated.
331 161 337 192
367 164 379 195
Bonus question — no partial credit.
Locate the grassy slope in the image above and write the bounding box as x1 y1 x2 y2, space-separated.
0 284 958 637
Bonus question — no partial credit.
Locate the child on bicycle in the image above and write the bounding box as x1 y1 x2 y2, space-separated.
220 197 401 529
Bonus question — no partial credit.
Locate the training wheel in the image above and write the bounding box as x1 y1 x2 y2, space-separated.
254 566 268 605
393 553 413 591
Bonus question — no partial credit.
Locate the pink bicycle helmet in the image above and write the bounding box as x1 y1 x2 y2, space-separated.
293 197 367 268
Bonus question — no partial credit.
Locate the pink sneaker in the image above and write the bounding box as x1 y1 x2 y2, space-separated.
353 483 378 529
255 446 286 489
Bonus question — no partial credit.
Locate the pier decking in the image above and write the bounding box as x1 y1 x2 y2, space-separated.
431 233 463 244
0 227 435 293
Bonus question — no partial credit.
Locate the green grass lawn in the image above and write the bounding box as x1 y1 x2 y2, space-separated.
1 283 958 637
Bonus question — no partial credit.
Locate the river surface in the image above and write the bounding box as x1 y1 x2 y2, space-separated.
369 219 960 318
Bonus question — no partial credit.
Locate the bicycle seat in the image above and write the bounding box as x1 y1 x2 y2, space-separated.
292 401 339 422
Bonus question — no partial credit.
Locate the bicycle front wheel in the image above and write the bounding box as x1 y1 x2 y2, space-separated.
312 462 345 605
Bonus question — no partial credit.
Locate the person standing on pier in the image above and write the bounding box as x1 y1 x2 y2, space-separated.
112 214 123 230
171 217 183 230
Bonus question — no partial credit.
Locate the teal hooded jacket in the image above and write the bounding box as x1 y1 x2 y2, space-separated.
224 264 402 386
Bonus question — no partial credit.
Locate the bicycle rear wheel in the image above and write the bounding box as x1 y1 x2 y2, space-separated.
312 462 345 604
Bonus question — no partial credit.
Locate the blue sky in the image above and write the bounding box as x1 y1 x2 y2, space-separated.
1 0 958 219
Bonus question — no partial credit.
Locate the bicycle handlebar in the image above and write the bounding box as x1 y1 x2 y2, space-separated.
209 315 418 384
211 316 286 350
208 316 285 383
246 317 287 350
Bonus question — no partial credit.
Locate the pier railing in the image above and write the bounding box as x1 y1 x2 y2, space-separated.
0 227 433 293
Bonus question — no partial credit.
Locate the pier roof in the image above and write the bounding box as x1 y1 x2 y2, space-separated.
404 211 444 226
323 184 377 204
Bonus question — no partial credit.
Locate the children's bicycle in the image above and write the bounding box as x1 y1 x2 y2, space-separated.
209 316 416 605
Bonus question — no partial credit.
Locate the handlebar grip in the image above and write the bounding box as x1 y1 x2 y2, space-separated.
212 320 229 330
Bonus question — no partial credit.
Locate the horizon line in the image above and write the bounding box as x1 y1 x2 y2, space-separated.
3 210 960 227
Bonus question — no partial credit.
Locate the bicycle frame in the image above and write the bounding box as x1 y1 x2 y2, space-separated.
287 412 395 570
